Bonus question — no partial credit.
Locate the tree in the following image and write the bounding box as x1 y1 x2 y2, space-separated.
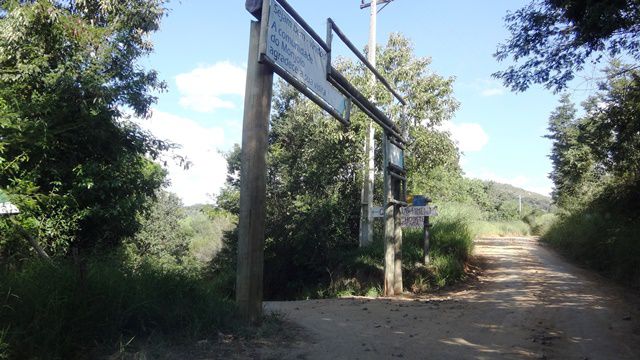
545 94 597 208
0 0 170 257
583 64 640 184
215 145 241 215
214 34 463 299
127 190 189 265
545 64 640 210
494 0 640 92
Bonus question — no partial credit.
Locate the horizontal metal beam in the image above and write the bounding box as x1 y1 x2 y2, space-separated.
387 163 406 175
249 0 331 53
388 171 407 182
275 0 330 53
329 68 406 143
327 18 406 105
360 0 394 9
388 198 408 207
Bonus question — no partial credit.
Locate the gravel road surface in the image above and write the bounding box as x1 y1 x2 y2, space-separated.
262 237 640 359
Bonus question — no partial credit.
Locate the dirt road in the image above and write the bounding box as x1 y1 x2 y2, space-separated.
263 237 640 359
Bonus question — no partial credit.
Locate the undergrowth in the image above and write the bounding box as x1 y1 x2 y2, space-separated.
0 256 237 359
321 206 475 297
543 206 640 288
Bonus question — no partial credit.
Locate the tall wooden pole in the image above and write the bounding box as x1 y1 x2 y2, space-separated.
423 215 431 264
236 20 273 324
359 0 377 247
383 133 395 296
393 180 403 294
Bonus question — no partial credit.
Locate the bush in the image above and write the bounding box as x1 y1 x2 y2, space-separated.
319 205 476 297
0 257 236 359
543 208 640 288
530 213 557 235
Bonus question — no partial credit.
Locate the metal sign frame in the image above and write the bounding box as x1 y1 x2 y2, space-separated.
256 0 351 125
240 0 415 316
325 18 406 146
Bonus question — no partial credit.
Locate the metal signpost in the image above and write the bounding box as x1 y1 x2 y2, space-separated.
240 0 409 322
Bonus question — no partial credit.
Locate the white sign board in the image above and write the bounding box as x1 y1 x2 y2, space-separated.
0 202 20 215
388 142 404 169
371 206 438 219
264 0 347 116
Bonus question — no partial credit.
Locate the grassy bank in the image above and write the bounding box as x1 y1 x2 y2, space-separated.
321 203 476 297
542 208 640 288
0 257 236 359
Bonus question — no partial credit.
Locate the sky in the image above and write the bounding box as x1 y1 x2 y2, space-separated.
138 0 594 205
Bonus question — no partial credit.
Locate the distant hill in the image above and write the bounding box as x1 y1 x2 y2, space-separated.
483 181 553 213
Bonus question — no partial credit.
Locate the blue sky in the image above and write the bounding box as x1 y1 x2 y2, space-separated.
139 0 594 205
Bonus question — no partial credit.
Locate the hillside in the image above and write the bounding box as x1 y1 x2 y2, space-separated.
483 181 553 212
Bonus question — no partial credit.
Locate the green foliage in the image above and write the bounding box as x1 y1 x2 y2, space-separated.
123 192 237 271
541 62 640 287
0 0 170 257
525 212 558 235
545 94 601 209
182 204 236 264
430 205 475 263
125 190 190 267
214 34 463 300
543 186 640 287
0 257 236 359
315 205 476 298
495 0 640 92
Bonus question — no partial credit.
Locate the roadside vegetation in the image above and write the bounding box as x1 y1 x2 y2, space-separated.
540 80 640 288
3 0 619 358
495 1 640 288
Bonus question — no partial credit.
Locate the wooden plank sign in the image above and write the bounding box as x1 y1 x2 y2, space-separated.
0 202 20 215
371 205 437 221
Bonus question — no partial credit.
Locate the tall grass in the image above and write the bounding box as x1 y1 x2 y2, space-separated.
543 209 640 288
472 220 531 237
322 203 476 296
0 256 236 359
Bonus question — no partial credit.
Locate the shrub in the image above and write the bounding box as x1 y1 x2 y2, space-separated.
543 208 640 287
0 257 236 359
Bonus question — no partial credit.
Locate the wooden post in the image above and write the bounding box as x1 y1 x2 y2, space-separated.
423 214 430 265
383 133 395 296
392 179 403 294
236 20 273 324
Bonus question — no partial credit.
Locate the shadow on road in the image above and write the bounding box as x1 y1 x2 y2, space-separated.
263 237 640 360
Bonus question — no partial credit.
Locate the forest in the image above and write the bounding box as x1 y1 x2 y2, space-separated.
0 0 638 358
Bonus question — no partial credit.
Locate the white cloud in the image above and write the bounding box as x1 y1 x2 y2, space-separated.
480 87 504 97
175 61 246 113
466 78 506 97
137 110 229 205
439 121 489 153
